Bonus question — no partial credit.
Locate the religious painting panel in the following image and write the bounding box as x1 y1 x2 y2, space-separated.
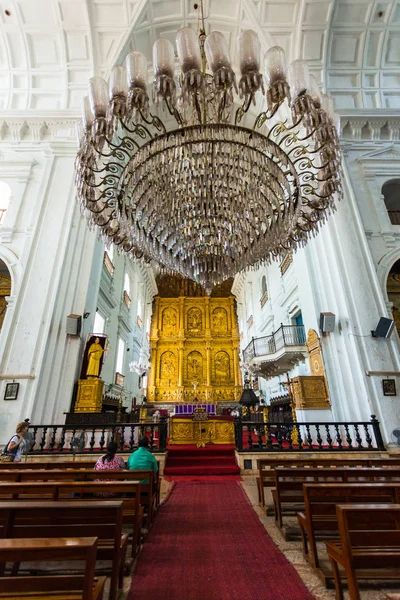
186 306 203 335
161 307 178 336
213 350 231 384
186 350 204 384
159 350 177 384
211 306 228 335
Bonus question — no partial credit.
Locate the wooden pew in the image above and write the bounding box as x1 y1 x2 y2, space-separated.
0 500 127 600
14 469 158 527
272 467 400 529
0 480 143 556
0 537 106 600
0 460 98 470
326 504 400 600
272 468 347 529
296 483 400 582
257 457 400 507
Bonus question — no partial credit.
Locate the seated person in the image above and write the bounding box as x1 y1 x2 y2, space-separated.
94 441 125 471
94 441 125 497
127 436 158 485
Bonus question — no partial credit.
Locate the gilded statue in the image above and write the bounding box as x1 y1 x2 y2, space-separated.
162 308 177 334
187 307 202 332
214 350 230 383
212 307 228 333
187 351 203 381
86 337 104 378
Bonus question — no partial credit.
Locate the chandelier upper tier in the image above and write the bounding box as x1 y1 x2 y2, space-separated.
75 14 342 292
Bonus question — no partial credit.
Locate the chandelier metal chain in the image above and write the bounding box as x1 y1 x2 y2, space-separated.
75 6 342 292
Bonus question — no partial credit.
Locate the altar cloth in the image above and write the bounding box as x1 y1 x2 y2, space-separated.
174 404 216 415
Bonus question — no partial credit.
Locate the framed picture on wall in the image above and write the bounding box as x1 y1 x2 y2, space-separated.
382 379 396 396
4 382 19 401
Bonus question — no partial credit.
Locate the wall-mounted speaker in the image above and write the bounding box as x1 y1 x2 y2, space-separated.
320 312 335 333
66 314 82 336
372 317 395 338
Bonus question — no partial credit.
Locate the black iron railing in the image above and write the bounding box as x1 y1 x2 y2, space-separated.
234 415 386 452
23 420 168 455
243 324 306 363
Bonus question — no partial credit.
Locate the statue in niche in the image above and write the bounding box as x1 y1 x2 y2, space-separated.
187 307 202 332
212 307 228 333
160 351 176 381
214 351 230 383
162 308 177 334
187 351 203 381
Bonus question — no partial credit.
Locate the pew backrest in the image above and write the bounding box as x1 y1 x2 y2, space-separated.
0 536 103 600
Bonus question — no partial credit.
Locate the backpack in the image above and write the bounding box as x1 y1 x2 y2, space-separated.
1 436 19 461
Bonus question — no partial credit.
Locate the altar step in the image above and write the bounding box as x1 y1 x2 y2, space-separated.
164 444 240 476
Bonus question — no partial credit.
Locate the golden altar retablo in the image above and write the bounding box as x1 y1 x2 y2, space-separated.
147 277 242 404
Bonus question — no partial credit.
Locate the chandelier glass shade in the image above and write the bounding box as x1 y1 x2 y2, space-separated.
75 22 342 292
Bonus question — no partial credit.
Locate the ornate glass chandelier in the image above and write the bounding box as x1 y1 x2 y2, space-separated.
75 6 342 293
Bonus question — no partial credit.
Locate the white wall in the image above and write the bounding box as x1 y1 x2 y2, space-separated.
233 116 400 443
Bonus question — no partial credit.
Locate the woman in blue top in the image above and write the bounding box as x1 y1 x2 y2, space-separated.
3 422 29 462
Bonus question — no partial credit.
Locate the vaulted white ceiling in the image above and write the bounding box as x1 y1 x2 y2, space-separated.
0 0 399 112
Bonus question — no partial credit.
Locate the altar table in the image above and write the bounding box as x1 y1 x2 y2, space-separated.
169 415 235 445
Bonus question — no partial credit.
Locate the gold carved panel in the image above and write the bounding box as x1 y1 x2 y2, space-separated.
161 307 178 336
186 350 204 383
213 350 231 384
169 417 235 444
186 306 203 335
159 350 177 384
211 307 228 335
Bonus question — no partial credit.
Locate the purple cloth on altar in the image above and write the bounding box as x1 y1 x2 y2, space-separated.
174 404 216 415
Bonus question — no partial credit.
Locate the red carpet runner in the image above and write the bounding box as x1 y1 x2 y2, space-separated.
129 481 314 600
164 444 240 476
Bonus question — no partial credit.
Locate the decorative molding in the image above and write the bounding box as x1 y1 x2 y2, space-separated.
0 114 79 143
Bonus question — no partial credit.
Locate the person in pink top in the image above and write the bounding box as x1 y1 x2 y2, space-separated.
94 441 125 471
94 441 125 496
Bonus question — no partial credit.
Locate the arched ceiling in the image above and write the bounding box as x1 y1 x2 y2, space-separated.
0 0 399 112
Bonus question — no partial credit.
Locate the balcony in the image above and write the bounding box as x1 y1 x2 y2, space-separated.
243 325 307 378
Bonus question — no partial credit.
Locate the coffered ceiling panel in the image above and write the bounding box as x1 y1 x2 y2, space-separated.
0 0 399 111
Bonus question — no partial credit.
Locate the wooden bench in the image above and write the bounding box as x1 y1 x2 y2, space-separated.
296 482 400 580
0 480 143 556
272 468 348 529
0 500 127 600
326 504 400 600
0 537 106 600
12 469 158 527
272 467 400 529
0 460 98 470
257 457 400 507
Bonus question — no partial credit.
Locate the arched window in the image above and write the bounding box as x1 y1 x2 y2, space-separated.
116 337 125 375
260 275 268 306
382 179 400 224
124 273 130 296
93 311 105 334
0 181 11 224
123 273 131 306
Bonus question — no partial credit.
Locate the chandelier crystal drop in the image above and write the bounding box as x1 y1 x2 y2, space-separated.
75 14 342 293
